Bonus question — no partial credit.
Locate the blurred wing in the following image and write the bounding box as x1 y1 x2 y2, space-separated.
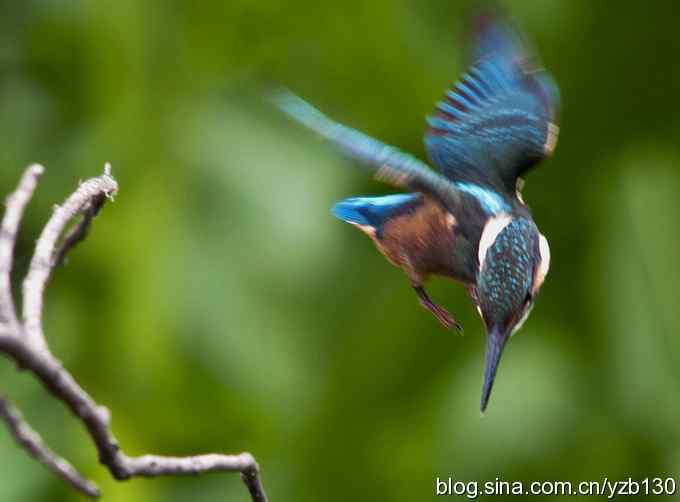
273 90 461 207
425 14 560 193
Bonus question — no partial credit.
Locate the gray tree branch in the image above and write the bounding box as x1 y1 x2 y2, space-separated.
21 165 118 352
0 164 44 328
0 396 100 497
0 165 268 501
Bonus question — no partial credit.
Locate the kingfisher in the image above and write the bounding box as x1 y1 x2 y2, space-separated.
273 12 559 412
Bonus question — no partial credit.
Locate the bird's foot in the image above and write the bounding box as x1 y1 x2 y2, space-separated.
414 286 463 333
429 303 464 332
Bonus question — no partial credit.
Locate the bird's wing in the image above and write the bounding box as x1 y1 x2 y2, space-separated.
272 91 461 208
425 13 560 194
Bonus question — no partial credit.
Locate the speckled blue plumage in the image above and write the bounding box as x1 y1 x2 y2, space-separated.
477 218 537 327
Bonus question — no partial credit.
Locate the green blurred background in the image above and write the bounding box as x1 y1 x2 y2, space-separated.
1 1 679 500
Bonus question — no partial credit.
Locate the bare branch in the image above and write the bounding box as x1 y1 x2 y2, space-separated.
52 195 106 268
0 334 268 500
0 396 100 498
54 164 114 268
21 168 118 352
0 333 127 477
0 164 44 328
0 165 268 501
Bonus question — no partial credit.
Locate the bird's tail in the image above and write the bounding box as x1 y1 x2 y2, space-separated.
332 194 421 233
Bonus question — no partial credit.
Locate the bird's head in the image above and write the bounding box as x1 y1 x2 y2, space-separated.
475 216 550 413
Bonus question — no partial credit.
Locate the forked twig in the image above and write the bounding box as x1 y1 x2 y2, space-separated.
0 165 267 501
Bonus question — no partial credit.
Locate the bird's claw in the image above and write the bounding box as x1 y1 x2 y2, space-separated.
431 304 464 333
413 286 463 333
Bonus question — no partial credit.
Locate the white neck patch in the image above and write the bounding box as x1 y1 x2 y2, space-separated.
478 214 513 271
532 233 551 293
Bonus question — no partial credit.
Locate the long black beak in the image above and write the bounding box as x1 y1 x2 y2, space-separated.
480 327 509 414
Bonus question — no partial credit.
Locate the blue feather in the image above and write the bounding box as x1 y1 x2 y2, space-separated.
424 15 560 191
472 12 524 62
454 182 510 215
271 89 461 204
456 81 483 103
462 73 489 99
332 194 420 231
435 101 466 120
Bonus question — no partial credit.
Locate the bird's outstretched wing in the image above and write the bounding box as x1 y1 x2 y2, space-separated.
272 91 460 208
425 13 560 194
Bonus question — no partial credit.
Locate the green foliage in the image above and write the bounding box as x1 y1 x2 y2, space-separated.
1 1 679 501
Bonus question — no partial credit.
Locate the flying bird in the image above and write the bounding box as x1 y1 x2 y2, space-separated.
273 12 559 412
